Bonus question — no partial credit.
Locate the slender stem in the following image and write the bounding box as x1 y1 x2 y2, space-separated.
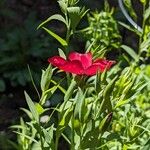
39 130 44 149
27 65 40 100
55 133 59 150
71 117 75 150
66 73 71 88
64 13 72 87
64 13 71 56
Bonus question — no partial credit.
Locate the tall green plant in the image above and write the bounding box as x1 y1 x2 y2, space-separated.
11 0 150 150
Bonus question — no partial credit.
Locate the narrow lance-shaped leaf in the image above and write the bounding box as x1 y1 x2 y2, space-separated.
24 91 39 123
84 103 92 122
41 65 52 92
74 88 86 122
121 45 139 62
42 27 68 47
40 84 60 105
64 78 76 102
123 0 137 20
144 6 150 20
59 107 73 128
99 112 113 134
43 125 54 148
57 106 73 134
58 48 66 59
20 108 33 120
95 71 101 93
37 14 68 29
99 76 118 114
13 131 38 143
118 21 141 36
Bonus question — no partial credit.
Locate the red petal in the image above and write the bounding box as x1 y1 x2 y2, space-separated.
93 59 116 70
68 52 92 69
60 60 84 75
85 60 116 76
48 56 66 67
94 59 116 65
84 65 102 76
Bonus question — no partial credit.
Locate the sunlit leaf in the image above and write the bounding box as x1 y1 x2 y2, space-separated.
41 65 52 92
121 45 139 61
13 131 38 143
37 14 67 29
24 91 39 122
42 27 68 47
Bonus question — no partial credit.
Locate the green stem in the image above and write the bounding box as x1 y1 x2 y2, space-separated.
66 73 71 88
71 117 75 150
39 130 44 149
55 133 60 150
27 65 40 100
64 13 71 56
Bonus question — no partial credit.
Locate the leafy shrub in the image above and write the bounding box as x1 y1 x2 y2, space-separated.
10 0 150 150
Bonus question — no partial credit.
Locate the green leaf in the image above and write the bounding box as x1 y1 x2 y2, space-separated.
40 78 66 105
20 108 33 119
10 125 26 130
59 107 73 127
35 103 45 115
42 27 68 47
40 85 58 105
67 7 80 30
115 99 129 108
41 65 52 92
58 0 68 14
100 76 118 114
64 78 76 102
123 0 137 20
58 106 73 134
140 0 146 4
24 91 39 122
99 112 113 133
37 14 68 29
118 21 142 36
74 88 86 121
121 45 139 61
84 103 92 122
13 131 38 143
140 36 150 53
68 0 79 6
144 6 150 20
67 7 88 31
58 48 66 59
51 79 66 94
43 125 54 148
85 40 95 52
28 65 40 99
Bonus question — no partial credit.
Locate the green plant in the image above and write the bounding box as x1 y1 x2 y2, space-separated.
119 0 150 63
81 1 121 58
10 0 150 150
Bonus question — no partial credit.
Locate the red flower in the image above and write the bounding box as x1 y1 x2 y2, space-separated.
48 52 115 76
